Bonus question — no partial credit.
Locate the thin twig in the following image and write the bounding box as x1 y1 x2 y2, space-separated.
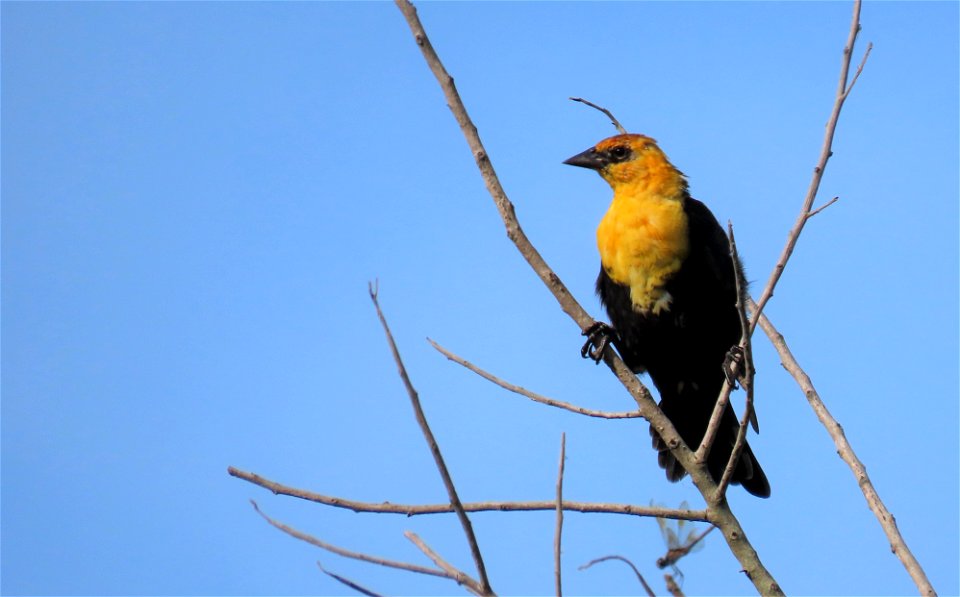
841 42 873 101
317 562 384 597
554 433 566 597
806 196 840 219
715 406 751 501
729 225 758 432
753 306 936 596
429 338 641 419
394 1 782 592
405 531 485 596
369 284 494 595
569 97 628 134
714 224 756 501
695 378 733 465
230 465 708 520
748 0 871 337
249 500 452 581
579 555 656 597
696 222 755 485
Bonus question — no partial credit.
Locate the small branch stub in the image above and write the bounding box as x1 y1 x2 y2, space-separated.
569 97 629 134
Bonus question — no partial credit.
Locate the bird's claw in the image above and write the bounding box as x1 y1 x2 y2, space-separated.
581 321 617 364
723 345 745 388
724 345 760 432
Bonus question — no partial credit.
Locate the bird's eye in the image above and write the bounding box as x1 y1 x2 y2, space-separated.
609 146 631 161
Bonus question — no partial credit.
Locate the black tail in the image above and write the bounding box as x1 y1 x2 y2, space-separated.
650 382 770 498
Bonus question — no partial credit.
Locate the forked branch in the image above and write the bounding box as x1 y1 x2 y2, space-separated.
369 283 494 595
404 531 485 596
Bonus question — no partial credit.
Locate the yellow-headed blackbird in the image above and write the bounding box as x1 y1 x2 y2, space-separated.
565 133 770 498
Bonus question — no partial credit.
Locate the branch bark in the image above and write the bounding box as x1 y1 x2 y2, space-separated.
229 465 708 521
753 307 936 596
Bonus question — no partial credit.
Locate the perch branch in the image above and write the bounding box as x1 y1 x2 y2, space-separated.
696 375 734 466
714 224 756 501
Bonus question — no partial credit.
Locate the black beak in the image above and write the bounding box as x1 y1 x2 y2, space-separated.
563 147 607 171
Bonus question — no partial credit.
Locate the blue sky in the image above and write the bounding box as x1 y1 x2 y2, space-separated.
3 2 957 595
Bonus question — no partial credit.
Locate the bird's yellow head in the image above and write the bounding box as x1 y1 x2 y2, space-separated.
564 133 687 198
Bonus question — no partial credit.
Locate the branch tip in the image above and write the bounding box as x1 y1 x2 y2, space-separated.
569 97 629 135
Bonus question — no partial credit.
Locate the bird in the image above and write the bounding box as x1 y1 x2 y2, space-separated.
564 133 770 498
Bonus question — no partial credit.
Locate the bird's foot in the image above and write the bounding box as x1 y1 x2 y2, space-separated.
581 321 618 364
723 345 745 388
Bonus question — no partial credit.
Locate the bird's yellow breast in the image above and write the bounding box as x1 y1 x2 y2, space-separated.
597 190 689 314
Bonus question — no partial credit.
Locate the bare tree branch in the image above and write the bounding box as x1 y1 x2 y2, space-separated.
316 562 384 597
714 224 756 501
554 433 566 597
703 0 871 479
695 376 734 466
230 465 707 520
579 555 656 597
249 500 453 581
369 283 494 595
752 307 936 596
428 338 642 419
393 0 781 593
747 0 872 336
404 531 485 596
